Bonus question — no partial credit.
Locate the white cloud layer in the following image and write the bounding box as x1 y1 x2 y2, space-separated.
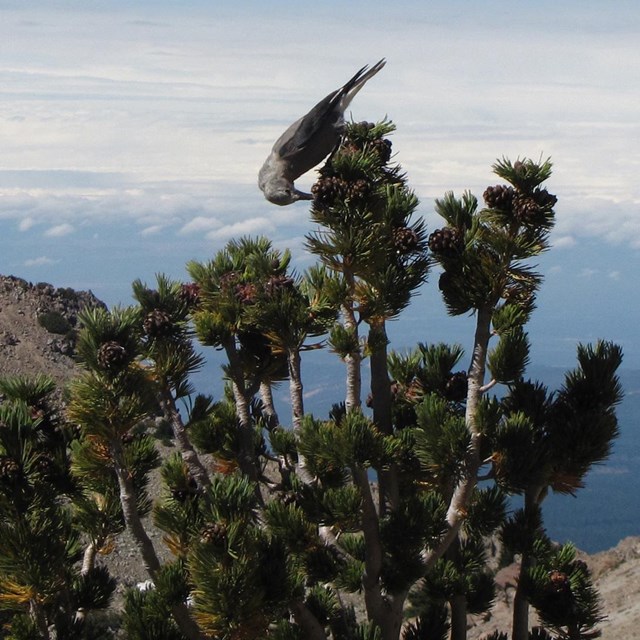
24 256 57 267
0 1 638 254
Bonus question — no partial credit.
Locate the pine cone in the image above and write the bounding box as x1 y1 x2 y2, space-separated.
219 271 240 293
483 185 515 210
346 178 369 200
428 227 463 257
512 194 541 225
312 175 345 205
312 175 369 205
143 309 173 337
33 454 55 476
548 570 570 593
532 187 557 210
393 226 419 254
234 282 257 305
97 340 128 371
370 137 392 163
200 522 227 545
265 275 295 297
179 283 201 309
0 456 20 481
444 371 468 402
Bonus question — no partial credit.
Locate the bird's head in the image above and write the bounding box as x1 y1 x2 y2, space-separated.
260 177 313 206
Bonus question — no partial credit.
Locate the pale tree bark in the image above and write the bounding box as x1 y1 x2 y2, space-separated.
158 388 211 491
259 380 279 428
81 541 97 576
352 466 407 640
30 599 50 639
223 337 261 485
287 348 315 484
112 442 204 640
368 320 399 514
342 268 362 413
423 305 493 570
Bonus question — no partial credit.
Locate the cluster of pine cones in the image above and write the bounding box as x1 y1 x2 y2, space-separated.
483 184 557 225
180 282 200 309
264 274 295 297
311 175 370 205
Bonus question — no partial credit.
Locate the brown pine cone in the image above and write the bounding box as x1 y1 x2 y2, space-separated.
428 227 463 257
483 184 515 210
143 309 173 337
97 340 128 371
393 226 419 254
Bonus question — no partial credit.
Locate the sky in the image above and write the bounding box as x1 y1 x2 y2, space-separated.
1 0 640 368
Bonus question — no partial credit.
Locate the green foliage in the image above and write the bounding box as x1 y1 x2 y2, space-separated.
123 586 186 640
403 602 450 640
526 542 604 639
414 394 470 484
487 326 530 384
37 310 72 334
0 378 116 637
0 129 622 640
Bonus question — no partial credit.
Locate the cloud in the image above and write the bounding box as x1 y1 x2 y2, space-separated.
18 216 36 231
579 268 598 278
552 235 577 249
24 256 57 267
44 223 74 237
205 217 275 241
140 225 164 236
609 270 620 280
179 216 222 235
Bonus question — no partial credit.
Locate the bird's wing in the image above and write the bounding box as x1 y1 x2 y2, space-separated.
276 61 383 160
275 90 342 159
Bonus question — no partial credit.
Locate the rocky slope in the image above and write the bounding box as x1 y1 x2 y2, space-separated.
0 274 638 638
0 274 105 386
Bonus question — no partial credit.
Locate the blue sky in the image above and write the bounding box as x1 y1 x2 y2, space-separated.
1 1 639 367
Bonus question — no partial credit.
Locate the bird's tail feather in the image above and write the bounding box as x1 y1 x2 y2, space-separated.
338 58 386 111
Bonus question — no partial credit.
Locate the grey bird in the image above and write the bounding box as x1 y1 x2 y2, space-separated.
258 59 386 206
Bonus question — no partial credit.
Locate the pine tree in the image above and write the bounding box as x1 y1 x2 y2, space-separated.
12 120 620 640
0 374 116 639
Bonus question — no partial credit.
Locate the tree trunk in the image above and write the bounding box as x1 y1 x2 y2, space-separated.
342 269 362 413
423 305 493 569
259 380 279 429
368 320 399 514
230 379 260 483
512 486 544 640
287 348 315 485
352 466 406 640
158 388 211 491
291 599 327 640
112 441 204 640
112 445 161 577
450 594 468 640
29 599 50 639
